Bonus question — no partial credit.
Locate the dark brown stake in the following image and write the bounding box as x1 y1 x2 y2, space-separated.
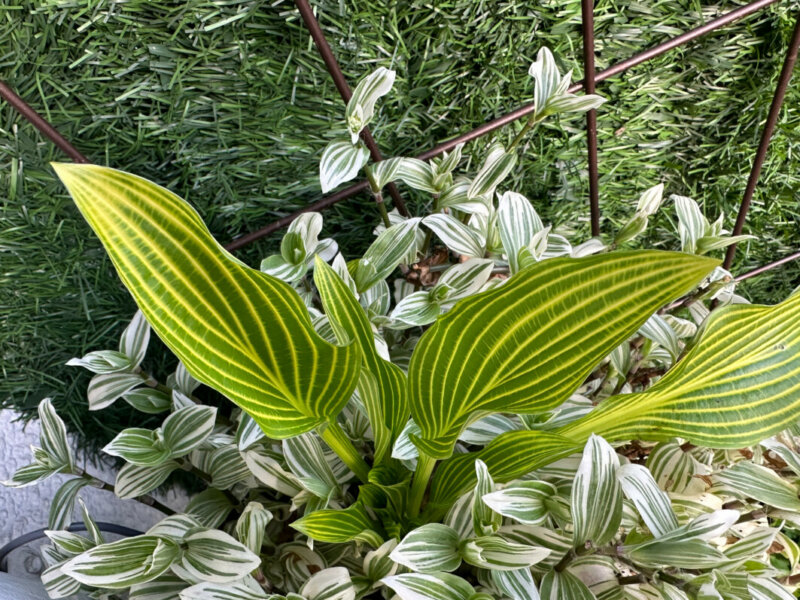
734 250 800 283
293 0 408 217
581 0 600 237
723 13 800 270
233 0 780 247
0 81 89 164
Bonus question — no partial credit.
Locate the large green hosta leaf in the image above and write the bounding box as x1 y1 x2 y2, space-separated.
408 251 717 458
562 290 800 447
314 258 408 463
53 164 360 439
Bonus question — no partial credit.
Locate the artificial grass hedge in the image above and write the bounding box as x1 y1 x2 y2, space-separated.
1 0 799 451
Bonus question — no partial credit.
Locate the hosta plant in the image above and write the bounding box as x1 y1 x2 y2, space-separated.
6 48 800 600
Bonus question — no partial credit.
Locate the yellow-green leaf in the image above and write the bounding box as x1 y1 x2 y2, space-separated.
408 251 718 458
562 291 800 447
53 163 360 439
314 257 408 462
426 430 579 517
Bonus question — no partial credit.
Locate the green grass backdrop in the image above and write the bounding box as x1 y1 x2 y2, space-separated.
2 0 798 449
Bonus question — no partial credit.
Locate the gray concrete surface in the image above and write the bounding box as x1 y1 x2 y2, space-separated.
0 409 187 582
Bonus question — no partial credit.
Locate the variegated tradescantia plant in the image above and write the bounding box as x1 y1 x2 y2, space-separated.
7 47 800 600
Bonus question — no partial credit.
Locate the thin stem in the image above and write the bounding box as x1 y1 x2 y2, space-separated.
374 192 391 228
408 453 436 518
508 115 542 152
319 421 371 483
364 165 392 228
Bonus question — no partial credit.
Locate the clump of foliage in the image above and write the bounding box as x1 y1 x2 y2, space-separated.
4 1 800 453
5 50 800 600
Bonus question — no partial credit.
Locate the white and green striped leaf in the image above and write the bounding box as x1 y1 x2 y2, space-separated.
49 477 90 530
62 535 180 588
491 568 540 600
186 488 234 528
369 158 404 190
460 534 550 570
208 445 251 489
572 435 623 546
472 459 501 536
563 290 800 449
423 213 485 258
301 567 356 600
673 195 707 254
103 428 170 466
147 514 204 541
236 413 265 451
130 575 189 600
748 577 795 600
636 184 664 217
436 258 495 305
353 218 421 292
467 145 517 200
178 579 268 600
381 572 475 600
235 501 273 556
617 464 678 538
2 461 63 488
539 569 596 600
180 529 261 583
713 461 800 511
723 527 778 564
459 413 520 445
243 446 303 497
544 94 606 115
124 387 172 414
529 47 561 115
395 158 437 193
645 440 698 494
120 309 151 368
482 480 558 525
284 433 340 498
115 460 179 499
320 141 370 193
390 290 441 328
88 372 146 410
390 524 461 573
345 67 395 142
67 349 133 374
409 251 717 459
41 562 81 599
45 530 95 555
638 313 680 361
761 438 800 477
626 539 727 569
54 164 361 440
39 398 73 471
497 191 544 273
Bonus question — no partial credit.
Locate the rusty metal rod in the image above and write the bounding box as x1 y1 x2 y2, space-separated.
724 12 800 270
226 180 371 250
232 0 779 248
734 250 800 283
582 0 600 237
293 0 408 217
0 81 89 164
